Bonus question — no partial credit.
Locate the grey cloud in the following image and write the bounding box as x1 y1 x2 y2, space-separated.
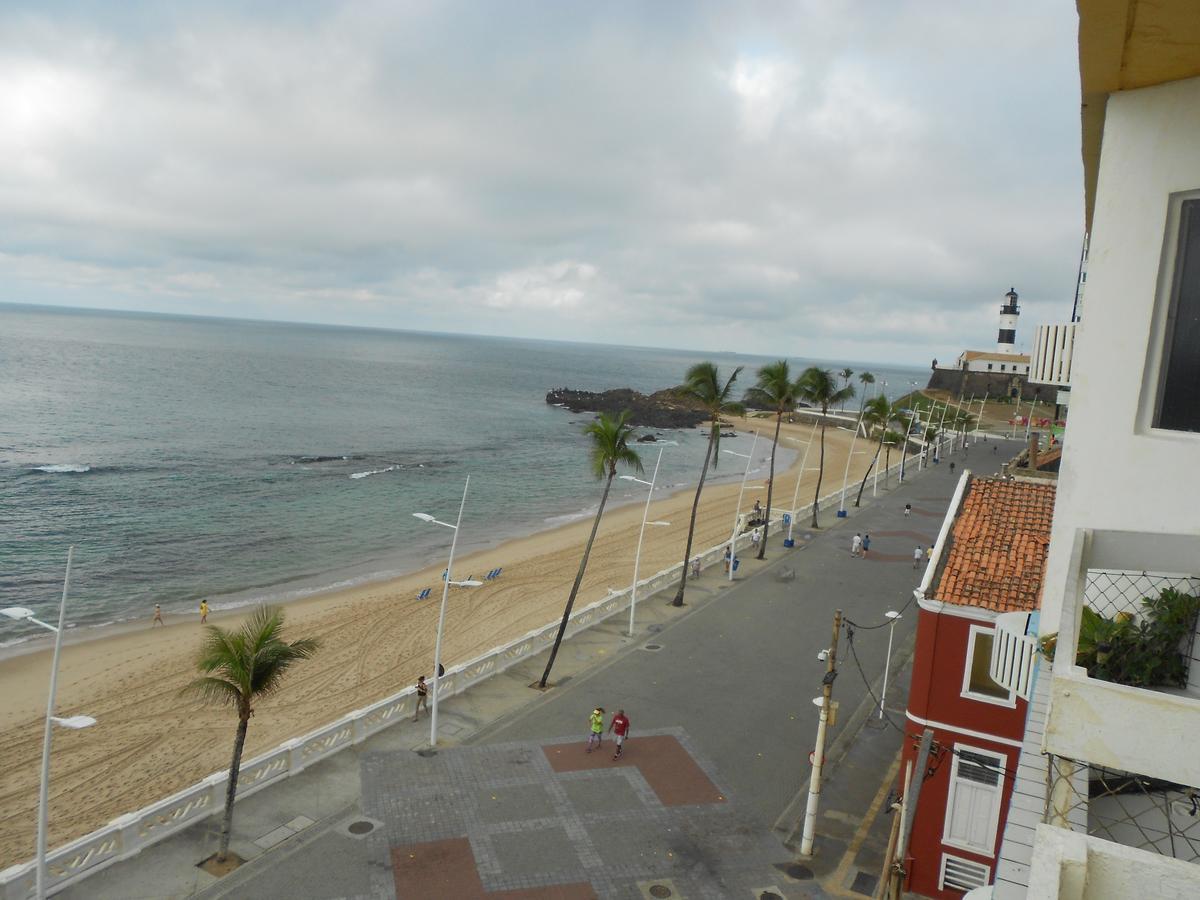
0 1 1083 364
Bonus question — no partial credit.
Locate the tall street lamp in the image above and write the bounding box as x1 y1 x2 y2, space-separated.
2 547 97 900
721 431 759 581
836 421 867 517
879 610 902 720
784 418 820 546
413 477 482 747
619 442 673 636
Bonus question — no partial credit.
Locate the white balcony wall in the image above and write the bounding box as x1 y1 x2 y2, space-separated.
1039 75 1200 637
1026 824 1200 900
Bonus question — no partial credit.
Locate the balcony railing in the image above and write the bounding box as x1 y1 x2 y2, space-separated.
1040 527 1200 867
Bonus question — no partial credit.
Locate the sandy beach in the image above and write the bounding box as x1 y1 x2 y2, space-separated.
0 418 878 865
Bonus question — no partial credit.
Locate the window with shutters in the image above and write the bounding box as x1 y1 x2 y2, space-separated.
961 626 1016 706
943 745 1006 854
939 854 990 892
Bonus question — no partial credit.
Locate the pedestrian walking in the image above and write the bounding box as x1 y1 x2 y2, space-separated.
993 445 998 455
691 556 701 579
723 545 732 573
199 600 209 624
586 707 605 752
851 533 863 557
152 604 164 627
949 461 956 474
750 527 761 549
913 546 923 569
862 533 871 558
608 709 631 760
904 503 911 517
413 675 429 720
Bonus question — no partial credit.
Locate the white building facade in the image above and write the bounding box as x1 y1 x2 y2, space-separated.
987 5 1200 897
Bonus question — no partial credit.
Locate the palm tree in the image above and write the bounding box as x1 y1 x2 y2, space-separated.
797 367 855 527
854 396 899 507
184 606 319 863
856 372 875 417
743 360 797 560
539 410 642 687
881 428 905 487
672 363 744 606
838 367 855 410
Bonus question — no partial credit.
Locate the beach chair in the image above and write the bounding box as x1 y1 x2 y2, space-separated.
484 568 497 580
493 567 502 580
416 588 431 600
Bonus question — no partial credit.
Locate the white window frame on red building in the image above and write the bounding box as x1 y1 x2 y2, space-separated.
942 742 1007 855
959 624 1017 707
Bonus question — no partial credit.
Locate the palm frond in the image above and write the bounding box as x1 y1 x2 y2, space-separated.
185 604 320 708
583 409 643 479
181 675 244 707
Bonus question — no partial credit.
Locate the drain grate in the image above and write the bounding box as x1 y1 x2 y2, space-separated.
759 892 784 900
641 643 664 652
648 886 672 899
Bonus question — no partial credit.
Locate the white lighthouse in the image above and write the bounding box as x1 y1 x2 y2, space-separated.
997 287 1020 354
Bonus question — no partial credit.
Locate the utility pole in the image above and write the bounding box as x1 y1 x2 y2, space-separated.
890 728 934 898
800 608 841 856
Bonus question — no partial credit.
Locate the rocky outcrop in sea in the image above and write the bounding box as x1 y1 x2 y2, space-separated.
546 387 710 428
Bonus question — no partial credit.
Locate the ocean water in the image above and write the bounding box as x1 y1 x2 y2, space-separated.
0 304 925 644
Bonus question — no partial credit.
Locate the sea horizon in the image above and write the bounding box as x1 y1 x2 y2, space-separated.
0 303 926 648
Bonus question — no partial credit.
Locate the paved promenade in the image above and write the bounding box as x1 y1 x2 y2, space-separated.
60 440 1019 899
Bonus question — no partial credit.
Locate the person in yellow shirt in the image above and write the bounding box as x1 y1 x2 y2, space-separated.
199 600 209 624
586 707 605 753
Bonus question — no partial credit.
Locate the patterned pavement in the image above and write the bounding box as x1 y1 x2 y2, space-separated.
363 729 821 899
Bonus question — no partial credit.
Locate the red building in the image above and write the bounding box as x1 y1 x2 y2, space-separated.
900 475 1055 897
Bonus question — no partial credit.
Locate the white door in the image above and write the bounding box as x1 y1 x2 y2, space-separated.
944 748 1003 852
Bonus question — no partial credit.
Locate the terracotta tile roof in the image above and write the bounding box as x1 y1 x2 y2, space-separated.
932 477 1056 613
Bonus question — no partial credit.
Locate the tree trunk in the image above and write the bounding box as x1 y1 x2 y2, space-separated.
540 469 615 687
757 411 782 559
218 706 250 862
673 427 715 606
810 411 827 528
854 438 883 507
884 445 892 487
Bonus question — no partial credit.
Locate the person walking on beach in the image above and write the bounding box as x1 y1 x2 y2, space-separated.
862 533 871 558
152 604 164 627
904 503 911 518
851 533 862 557
586 707 605 753
608 709 630 760
413 675 429 720
913 546 923 569
199 600 209 624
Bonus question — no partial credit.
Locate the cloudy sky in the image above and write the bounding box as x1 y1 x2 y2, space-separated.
1 1 1084 365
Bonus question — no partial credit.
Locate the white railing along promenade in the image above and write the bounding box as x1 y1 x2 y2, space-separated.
0 452 922 899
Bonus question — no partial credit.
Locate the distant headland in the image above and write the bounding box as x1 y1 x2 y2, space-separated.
545 387 710 429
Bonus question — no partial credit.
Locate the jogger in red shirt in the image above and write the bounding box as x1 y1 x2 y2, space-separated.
608 709 630 760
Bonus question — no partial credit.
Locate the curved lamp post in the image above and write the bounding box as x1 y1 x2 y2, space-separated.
879 610 903 720
721 431 759 581
2 546 97 900
413 478 482 747
619 442 673 637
